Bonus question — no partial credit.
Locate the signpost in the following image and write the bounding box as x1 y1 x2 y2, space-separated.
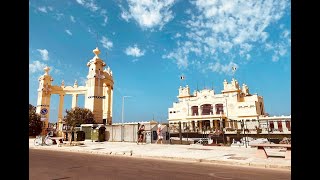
40 108 48 121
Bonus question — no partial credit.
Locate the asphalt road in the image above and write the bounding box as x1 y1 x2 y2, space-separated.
30 149 290 180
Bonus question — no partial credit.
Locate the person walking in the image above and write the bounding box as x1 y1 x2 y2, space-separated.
155 124 163 144
137 125 145 145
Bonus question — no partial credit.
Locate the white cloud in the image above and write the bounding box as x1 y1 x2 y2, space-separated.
125 45 145 57
29 61 47 73
38 7 47 13
70 15 76 23
47 6 53 11
102 16 108 26
121 11 131 22
282 29 290 39
54 69 63 75
207 62 238 75
65 29 73 36
37 49 49 61
76 0 99 12
164 0 290 73
272 55 279 62
100 9 108 26
100 36 113 50
174 33 181 38
121 0 176 30
246 54 251 60
54 13 64 20
185 9 192 15
162 50 188 69
132 59 139 63
79 76 87 86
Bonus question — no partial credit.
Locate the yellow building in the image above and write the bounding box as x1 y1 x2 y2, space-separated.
36 47 114 135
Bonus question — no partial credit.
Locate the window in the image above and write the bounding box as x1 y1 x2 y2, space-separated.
269 121 274 130
215 104 224 114
201 104 213 115
191 106 198 116
277 121 283 132
285 120 291 131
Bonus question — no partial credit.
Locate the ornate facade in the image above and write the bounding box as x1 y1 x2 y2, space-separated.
167 78 290 134
36 47 114 135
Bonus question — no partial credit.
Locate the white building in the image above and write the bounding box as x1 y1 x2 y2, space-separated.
167 78 291 135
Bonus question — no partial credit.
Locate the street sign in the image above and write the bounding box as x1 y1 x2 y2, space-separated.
40 108 48 115
146 131 151 144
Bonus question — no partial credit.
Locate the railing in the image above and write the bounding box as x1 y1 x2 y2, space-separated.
168 127 291 134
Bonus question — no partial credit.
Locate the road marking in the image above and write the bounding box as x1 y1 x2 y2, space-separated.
208 172 233 179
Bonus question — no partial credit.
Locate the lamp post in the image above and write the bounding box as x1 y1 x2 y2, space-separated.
121 96 131 142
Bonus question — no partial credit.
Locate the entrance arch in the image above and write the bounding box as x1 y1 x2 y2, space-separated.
36 47 114 135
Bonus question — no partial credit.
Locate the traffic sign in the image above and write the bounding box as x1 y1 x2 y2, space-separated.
40 108 48 115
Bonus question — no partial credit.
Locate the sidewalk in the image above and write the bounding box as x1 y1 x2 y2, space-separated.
29 139 291 170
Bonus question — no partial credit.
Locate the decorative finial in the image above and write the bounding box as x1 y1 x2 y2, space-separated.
74 80 78 87
61 80 65 86
93 47 100 57
44 66 50 75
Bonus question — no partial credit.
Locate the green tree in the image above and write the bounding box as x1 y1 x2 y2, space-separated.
63 107 95 143
29 104 42 136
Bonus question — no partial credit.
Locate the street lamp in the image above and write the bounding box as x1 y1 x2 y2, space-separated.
121 96 131 142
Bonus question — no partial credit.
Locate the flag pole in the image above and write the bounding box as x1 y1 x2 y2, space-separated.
180 74 185 87
232 66 237 80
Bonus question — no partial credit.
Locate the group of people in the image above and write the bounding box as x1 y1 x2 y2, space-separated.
137 124 163 145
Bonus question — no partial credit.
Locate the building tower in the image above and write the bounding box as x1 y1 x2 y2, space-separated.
36 66 53 135
85 47 114 124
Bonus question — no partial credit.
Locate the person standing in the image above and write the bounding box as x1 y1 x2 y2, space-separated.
137 125 145 145
155 124 163 144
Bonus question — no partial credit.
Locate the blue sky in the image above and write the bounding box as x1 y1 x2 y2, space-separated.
29 0 291 124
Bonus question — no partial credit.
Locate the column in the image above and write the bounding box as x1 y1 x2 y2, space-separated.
57 94 64 135
214 120 218 130
199 120 203 132
71 94 78 109
102 84 109 119
189 121 193 131
198 106 202 116
210 120 213 129
194 120 198 132
225 119 228 128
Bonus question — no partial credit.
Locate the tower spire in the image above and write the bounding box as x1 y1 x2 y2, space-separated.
93 47 100 58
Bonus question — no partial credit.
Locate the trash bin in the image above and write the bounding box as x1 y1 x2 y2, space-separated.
91 127 99 142
91 125 105 142
98 126 106 142
75 131 85 141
